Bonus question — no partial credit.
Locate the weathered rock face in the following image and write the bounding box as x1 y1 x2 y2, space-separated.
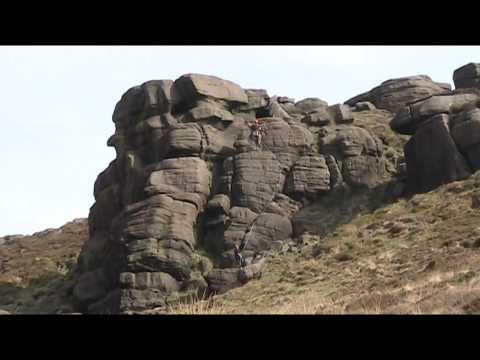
390 92 480 135
453 63 480 90
451 109 480 171
295 97 328 113
172 74 248 112
389 65 480 194
285 155 331 199
345 75 451 114
403 114 471 193
319 125 387 189
73 73 393 314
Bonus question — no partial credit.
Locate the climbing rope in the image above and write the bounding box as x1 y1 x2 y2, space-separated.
233 216 260 268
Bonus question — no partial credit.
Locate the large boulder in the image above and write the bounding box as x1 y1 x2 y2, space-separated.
454 63 480 89
328 104 354 124
146 157 211 198
245 213 293 252
231 151 285 213
164 124 203 157
404 114 471 193
319 125 387 189
205 258 266 295
268 96 292 120
187 99 234 123
285 155 331 199
172 74 248 112
223 206 258 248
451 109 480 171
239 89 270 112
125 237 194 281
113 80 174 125
301 108 332 127
260 118 314 170
345 75 451 114
121 195 200 248
390 92 480 135
295 97 328 113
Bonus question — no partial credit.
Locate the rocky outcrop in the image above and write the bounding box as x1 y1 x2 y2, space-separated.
73 73 394 314
346 75 451 114
319 125 387 189
389 64 480 194
390 92 480 135
403 114 472 193
285 155 331 200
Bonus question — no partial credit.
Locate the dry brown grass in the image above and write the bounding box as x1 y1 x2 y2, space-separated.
0 219 87 314
165 293 230 315
267 293 345 314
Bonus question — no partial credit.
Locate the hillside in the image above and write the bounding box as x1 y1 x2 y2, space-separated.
3 108 479 315
0 219 87 314
4 170 480 315
3 65 480 315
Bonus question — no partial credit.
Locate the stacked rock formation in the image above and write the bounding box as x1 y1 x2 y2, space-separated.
72 73 393 314
388 63 480 194
345 75 451 113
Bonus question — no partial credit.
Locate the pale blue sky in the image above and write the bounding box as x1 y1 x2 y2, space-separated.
1 46 479 236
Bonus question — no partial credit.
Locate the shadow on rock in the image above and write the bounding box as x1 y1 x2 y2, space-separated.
292 181 400 238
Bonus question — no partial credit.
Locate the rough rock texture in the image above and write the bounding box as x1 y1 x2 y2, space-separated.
454 63 480 90
295 98 328 113
388 64 480 194
319 125 387 189
329 104 354 124
353 101 376 112
391 92 480 135
231 151 285 212
73 73 394 313
451 109 480 171
285 155 331 199
403 114 471 193
345 75 451 114
172 74 248 112
205 258 266 295
301 108 332 127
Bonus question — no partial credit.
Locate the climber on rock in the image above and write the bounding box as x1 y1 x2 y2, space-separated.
249 118 266 146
